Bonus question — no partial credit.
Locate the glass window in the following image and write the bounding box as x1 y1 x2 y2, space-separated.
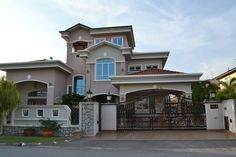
74 76 85 95
146 65 159 69
96 58 115 80
22 109 29 117
112 37 123 46
37 109 43 117
95 38 105 44
52 109 59 117
67 85 72 94
129 65 141 71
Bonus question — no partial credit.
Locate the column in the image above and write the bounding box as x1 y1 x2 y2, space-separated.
204 100 224 130
79 102 99 136
47 85 54 105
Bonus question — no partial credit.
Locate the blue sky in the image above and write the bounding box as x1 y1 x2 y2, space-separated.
0 0 236 79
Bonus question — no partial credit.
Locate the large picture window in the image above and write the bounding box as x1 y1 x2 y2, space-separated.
74 75 85 95
96 58 115 80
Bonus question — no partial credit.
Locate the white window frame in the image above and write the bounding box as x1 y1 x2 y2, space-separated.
111 36 123 46
145 64 159 70
128 64 142 72
22 109 29 117
36 109 44 118
95 57 116 81
94 38 106 45
67 85 72 94
72 74 85 95
52 109 59 117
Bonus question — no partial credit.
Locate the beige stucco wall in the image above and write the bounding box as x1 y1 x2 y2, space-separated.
53 69 68 102
7 69 54 84
16 82 47 105
7 68 69 105
119 83 192 96
68 28 93 43
87 45 125 63
84 45 125 96
67 52 86 74
86 63 119 96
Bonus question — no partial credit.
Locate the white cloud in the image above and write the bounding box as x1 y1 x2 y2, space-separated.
198 56 236 79
51 0 129 25
0 1 66 63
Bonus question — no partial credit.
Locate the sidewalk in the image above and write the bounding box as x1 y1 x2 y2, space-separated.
88 130 236 140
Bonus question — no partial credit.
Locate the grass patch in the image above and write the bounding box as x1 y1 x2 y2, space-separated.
0 135 67 144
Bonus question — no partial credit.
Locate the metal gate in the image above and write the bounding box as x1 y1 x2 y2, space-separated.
117 94 206 130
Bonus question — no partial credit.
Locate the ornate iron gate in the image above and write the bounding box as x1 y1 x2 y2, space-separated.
117 94 206 130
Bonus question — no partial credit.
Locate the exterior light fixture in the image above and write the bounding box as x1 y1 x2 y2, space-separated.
86 89 92 101
107 91 112 102
209 89 216 100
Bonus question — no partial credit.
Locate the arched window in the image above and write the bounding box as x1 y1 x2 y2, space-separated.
96 58 115 80
74 75 85 95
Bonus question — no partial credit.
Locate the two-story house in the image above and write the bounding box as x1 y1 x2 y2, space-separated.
0 23 203 135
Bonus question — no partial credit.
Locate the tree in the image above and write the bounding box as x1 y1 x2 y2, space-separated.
217 77 236 100
62 93 85 109
0 76 20 134
192 81 219 103
62 93 85 125
0 77 20 116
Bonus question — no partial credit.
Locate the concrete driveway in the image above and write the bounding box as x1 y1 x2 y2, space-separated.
88 130 236 140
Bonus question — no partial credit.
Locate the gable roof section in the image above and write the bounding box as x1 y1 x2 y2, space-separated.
215 67 236 80
130 69 183 75
60 23 135 48
59 23 91 33
85 40 122 51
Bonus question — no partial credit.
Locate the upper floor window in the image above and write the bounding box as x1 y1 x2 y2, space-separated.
94 38 105 44
96 58 115 80
129 65 141 72
72 41 88 52
112 37 123 46
146 64 159 70
74 76 85 96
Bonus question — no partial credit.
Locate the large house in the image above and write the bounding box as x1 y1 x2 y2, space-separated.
215 67 236 89
0 23 203 135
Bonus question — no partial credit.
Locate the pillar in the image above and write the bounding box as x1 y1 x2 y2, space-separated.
79 102 99 136
47 85 54 105
204 100 224 130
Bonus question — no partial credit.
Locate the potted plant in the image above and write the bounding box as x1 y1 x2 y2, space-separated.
40 119 61 137
23 128 36 136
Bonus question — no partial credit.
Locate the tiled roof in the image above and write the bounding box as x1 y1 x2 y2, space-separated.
130 69 183 75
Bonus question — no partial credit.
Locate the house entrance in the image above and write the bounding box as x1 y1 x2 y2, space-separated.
117 89 206 130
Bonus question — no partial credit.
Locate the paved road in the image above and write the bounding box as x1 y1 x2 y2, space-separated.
1 139 236 157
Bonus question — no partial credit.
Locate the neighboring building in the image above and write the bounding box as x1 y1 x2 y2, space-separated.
215 67 236 88
0 23 203 135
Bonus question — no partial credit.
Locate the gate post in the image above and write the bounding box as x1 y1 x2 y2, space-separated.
79 102 99 136
204 100 224 130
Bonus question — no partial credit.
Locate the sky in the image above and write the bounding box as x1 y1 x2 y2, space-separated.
0 0 236 79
